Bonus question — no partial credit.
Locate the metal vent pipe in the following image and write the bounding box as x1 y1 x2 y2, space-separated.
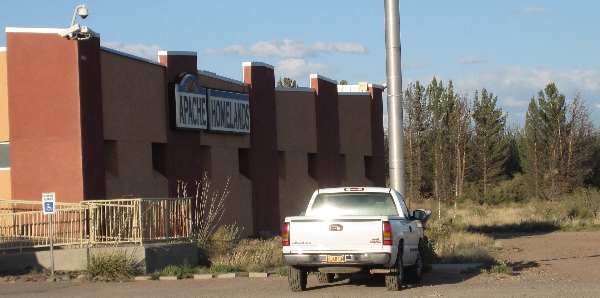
384 0 405 194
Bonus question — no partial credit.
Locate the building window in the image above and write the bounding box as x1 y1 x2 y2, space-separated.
152 143 167 176
278 151 286 179
104 140 118 177
0 142 9 169
238 148 250 178
307 153 318 180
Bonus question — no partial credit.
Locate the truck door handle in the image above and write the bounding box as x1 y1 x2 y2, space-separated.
409 226 413 232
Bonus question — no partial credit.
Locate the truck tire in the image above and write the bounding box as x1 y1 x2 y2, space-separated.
316 272 335 283
385 248 404 291
405 249 423 284
288 266 307 292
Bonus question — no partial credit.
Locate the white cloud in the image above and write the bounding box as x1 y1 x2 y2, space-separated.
458 56 487 65
101 41 161 61
207 39 368 58
407 66 600 125
517 6 546 15
503 97 529 108
276 58 325 80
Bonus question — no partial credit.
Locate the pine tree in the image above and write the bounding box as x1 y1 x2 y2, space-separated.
404 81 430 201
471 89 508 199
277 77 298 88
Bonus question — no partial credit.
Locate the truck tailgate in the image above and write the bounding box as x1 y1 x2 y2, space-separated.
289 217 384 252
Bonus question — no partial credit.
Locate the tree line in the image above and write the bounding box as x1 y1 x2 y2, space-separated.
397 78 600 205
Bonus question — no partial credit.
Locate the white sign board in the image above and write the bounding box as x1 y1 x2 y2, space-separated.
208 89 251 133
42 192 56 215
175 74 208 130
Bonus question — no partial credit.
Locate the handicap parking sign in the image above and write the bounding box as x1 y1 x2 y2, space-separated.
42 192 56 215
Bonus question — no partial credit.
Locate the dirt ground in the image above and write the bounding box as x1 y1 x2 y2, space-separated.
1 231 600 298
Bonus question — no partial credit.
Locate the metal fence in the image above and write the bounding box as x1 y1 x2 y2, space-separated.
0 198 195 251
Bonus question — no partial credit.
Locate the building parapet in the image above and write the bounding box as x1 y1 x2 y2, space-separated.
100 46 164 67
275 87 314 93
198 70 246 87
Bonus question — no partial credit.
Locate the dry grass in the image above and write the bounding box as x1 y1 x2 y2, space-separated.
211 237 284 272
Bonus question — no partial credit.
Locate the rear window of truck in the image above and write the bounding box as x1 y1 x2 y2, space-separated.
309 192 398 216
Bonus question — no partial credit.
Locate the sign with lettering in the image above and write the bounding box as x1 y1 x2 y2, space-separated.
42 192 56 215
208 89 251 134
175 74 208 130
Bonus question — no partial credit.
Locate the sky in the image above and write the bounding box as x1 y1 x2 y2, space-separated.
1 0 599 126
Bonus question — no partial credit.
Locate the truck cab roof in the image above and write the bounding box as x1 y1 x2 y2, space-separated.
317 187 395 194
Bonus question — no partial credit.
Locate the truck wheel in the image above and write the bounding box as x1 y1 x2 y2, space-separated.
405 249 423 284
288 266 307 292
385 249 404 291
316 272 335 283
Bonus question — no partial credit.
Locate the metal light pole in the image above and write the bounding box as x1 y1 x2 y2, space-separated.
384 0 406 195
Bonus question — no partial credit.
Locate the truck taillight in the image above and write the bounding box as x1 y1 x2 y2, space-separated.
382 221 392 245
281 223 290 246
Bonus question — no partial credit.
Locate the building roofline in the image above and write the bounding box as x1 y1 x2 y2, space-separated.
338 92 370 96
157 50 197 56
242 61 274 69
309 74 338 85
368 83 385 90
198 70 246 87
100 46 164 67
275 87 314 93
5 27 64 34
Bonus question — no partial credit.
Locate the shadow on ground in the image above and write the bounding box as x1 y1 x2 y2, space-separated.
303 269 482 291
466 221 560 239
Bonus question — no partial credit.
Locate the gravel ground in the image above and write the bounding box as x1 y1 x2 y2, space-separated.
1 231 599 298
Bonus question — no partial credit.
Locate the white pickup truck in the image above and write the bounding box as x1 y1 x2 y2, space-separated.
282 187 431 291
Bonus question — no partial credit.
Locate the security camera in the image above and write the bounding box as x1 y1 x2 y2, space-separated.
77 5 88 19
71 4 89 26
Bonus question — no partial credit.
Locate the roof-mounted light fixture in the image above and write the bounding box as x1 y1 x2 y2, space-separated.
61 4 96 40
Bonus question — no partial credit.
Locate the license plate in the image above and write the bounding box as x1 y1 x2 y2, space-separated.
326 255 345 263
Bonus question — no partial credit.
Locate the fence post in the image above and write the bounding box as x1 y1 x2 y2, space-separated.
138 199 144 246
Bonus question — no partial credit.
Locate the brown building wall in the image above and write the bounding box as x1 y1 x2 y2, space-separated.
244 64 280 234
100 50 168 197
276 89 318 221
311 76 343 188
368 86 386 186
7 32 85 202
338 93 373 186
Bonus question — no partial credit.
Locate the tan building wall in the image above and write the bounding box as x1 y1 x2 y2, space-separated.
0 51 9 199
276 89 319 221
197 73 253 234
0 51 8 142
338 94 373 186
100 50 168 197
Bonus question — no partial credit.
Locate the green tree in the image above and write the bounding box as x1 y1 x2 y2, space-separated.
404 81 430 202
471 89 508 198
277 77 298 88
339 80 348 85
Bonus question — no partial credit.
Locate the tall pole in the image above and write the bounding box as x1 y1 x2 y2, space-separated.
384 0 405 194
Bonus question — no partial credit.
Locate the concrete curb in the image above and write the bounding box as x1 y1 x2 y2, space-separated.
158 276 178 281
134 276 152 281
217 272 249 279
249 272 270 278
193 274 214 280
431 263 485 273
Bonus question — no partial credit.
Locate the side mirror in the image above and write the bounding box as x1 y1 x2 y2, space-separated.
412 209 431 222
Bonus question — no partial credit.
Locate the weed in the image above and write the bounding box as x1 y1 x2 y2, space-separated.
484 260 513 275
87 251 141 281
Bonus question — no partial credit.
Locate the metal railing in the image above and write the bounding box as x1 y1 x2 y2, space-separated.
0 198 196 251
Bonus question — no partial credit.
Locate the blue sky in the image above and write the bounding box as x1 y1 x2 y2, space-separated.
1 0 599 125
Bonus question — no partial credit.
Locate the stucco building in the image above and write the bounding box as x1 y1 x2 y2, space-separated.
0 27 385 234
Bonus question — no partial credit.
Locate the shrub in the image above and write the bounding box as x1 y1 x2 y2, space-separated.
87 251 141 281
484 260 513 275
210 237 284 272
159 265 197 279
206 224 244 258
208 263 240 274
